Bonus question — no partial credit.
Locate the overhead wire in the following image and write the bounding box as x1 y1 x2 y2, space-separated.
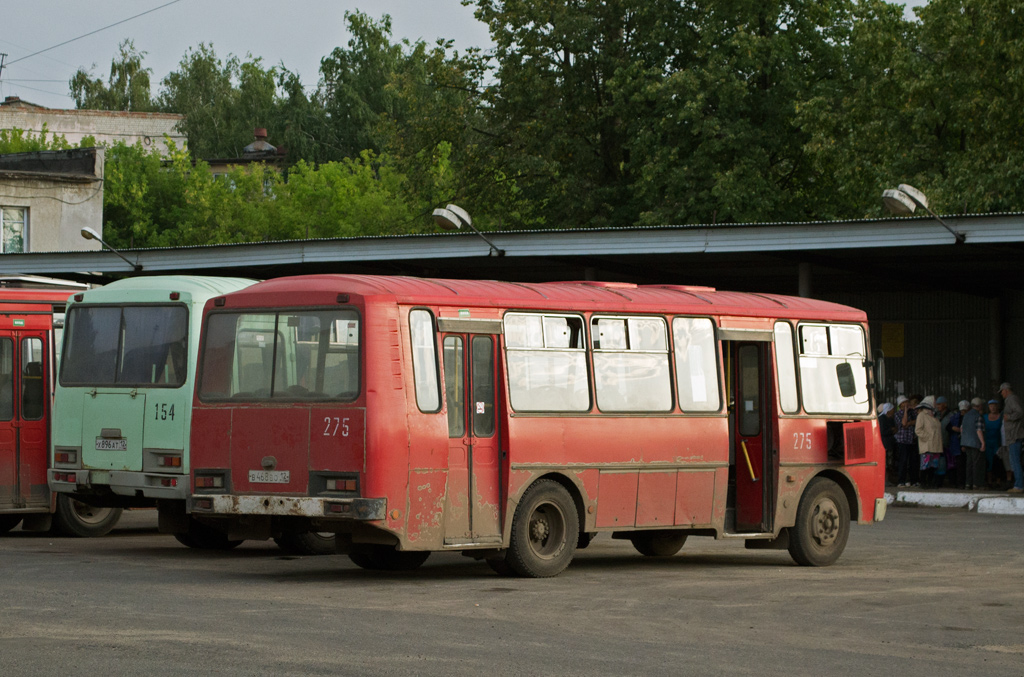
5 0 184 66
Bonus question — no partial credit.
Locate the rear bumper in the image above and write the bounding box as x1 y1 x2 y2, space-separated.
49 469 187 501
188 494 386 521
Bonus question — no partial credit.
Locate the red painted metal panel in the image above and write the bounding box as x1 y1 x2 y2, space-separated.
595 471 638 528
407 469 447 547
635 471 677 527
308 408 364 473
230 407 309 493
675 470 716 526
190 408 232 469
844 420 871 464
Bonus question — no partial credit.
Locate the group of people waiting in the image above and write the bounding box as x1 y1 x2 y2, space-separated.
877 382 1024 492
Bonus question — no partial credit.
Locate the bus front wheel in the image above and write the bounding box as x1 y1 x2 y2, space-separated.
630 532 687 557
348 545 430 571
505 479 579 578
52 495 122 538
274 531 336 556
788 478 850 567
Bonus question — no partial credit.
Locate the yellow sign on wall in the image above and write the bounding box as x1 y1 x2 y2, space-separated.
881 323 904 358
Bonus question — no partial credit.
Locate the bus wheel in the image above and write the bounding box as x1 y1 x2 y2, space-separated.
506 479 579 578
629 532 687 557
348 545 430 571
274 531 335 556
52 496 122 538
174 519 243 550
0 515 23 534
788 478 850 567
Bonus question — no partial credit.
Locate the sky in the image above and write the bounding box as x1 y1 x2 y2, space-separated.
1 1 927 111
0 0 494 109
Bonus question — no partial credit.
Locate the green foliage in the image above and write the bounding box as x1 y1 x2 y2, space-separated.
70 40 154 112
82 0 1024 244
0 125 72 153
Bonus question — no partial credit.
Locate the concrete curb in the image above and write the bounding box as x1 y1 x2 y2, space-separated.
885 489 1024 515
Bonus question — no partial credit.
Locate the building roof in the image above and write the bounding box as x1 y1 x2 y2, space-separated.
0 211 1021 293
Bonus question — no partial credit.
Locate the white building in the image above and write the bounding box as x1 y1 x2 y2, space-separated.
0 96 185 155
0 148 104 253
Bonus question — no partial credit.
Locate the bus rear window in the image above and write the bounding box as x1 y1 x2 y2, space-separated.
199 310 360 401
60 305 189 387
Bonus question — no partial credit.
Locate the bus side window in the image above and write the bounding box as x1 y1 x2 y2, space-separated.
773 322 799 414
21 338 44 420
0 339 13 421
672 317 720 412
410 310 440 412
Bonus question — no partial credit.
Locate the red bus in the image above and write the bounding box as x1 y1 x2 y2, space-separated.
0 282 121 537
188 275 886 576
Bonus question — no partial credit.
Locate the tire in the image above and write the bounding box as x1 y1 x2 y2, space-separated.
629 532 687 557
0 515 23 534
788 477 850 567
274 531 336 556
52 495 122 538
347 544 430 571
174 518 243 550
505 479 579 578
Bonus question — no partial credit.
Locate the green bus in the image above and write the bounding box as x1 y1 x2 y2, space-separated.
47 276 330 552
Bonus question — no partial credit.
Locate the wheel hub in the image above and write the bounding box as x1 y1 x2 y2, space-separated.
812 498 840 546
530 517 549 542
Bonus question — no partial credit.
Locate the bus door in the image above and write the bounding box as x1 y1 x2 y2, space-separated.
0 332 48 510
441 332 502 545
729 341 775 533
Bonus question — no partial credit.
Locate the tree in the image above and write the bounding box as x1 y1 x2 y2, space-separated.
0 125 72 154
69 39 154 111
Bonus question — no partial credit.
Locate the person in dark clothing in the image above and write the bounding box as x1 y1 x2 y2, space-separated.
895 395 921 487
878 402 898 485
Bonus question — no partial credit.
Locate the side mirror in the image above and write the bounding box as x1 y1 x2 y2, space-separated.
836 362 856 398
873 350 885 394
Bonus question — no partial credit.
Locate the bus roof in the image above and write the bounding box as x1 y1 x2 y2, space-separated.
214 274 867 322
78 275 256 303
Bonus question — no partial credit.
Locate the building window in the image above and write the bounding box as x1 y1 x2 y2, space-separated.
1 207 27 253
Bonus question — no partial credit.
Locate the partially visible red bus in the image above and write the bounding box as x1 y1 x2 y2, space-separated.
0 281 121 536
188 275 885 576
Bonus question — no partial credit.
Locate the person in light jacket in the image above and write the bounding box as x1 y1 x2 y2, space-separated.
916 396 943 488
1000 382 1024 493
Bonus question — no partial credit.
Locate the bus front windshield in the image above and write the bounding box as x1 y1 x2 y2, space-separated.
60 305 189 387
198 310 360 401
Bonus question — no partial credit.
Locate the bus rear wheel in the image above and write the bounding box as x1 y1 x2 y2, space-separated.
505 479 579 578
52 495 122 538
174 518 243 550
788 478 850 567
0 515 23 534
629 532 687 557
274 531 335 556
348 545 430 571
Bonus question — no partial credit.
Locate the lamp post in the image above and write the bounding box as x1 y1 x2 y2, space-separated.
432 204 505 257
881 184 965 244
80 227 142 271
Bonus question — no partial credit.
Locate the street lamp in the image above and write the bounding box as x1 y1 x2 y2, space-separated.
432 204 505 257
80 227 142 271
881 184 965 244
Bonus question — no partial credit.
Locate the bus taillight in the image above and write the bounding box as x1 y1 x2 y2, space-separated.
327 478 357 492
157 455 182 468
54 451 77 464
195 476 224 489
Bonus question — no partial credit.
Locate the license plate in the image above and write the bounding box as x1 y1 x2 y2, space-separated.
95 438 128 451
249 470 290 484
